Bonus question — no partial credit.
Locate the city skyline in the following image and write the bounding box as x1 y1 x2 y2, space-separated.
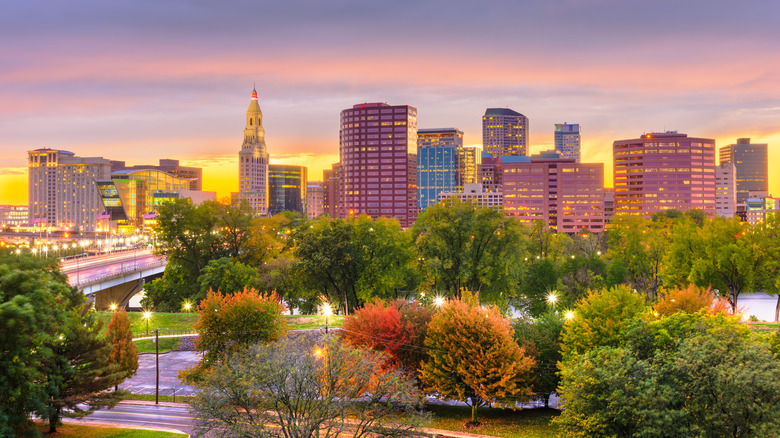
1 0 779 205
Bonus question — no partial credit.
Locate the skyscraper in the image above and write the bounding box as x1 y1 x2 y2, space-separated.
307 182 325 219
268 164 307 216
554 123 581 162
613 132 716 217
236 88 270 215
417 128 465 211
482 108 528 157
28 149 111 232
719 138 768 204
339 102 418 227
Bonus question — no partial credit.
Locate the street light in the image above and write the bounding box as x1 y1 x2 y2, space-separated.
143 311 152 336
565 310 575 321
546 292 558 308
110 303 117 311
182 301 192 312
434 296 445 308
322 302 332 334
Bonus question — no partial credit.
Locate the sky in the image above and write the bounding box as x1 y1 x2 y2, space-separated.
2 0 779 205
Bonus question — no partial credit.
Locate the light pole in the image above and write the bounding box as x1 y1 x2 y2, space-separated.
322 302 332 334
143 311 152 336
155 328 159 405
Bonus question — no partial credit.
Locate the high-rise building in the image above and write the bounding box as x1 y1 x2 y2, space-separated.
112 159 203 191
268 164 307 216
555 123 581 162
502 156 604 233
307 182 325 219
613 132 716 217
323 163 342 217
461 146 482 185
235 88 270 215
417 128 465 211
482 108 529 158
715 163 737 218
477 152 502 193
339 102 418 227
719 138 768 204
28 149 111 232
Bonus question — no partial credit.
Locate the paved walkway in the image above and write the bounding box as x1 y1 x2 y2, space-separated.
120 351 201 396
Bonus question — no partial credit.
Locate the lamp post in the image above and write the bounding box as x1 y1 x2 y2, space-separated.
322 302 332 334
143 311 152 336
434 296 445 308
155 328 159 405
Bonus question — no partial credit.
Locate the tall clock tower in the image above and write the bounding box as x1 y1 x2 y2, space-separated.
237 88 270 215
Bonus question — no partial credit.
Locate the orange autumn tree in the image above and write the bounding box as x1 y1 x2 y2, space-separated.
653 285 735 317
181 288 287 383
341 299 433 375
105 309 138 389
420 290 535 424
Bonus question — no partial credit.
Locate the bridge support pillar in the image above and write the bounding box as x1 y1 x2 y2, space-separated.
94 279 145 311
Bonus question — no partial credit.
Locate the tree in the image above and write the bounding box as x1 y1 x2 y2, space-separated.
606 215 669 299
105 309 139 390
420 290 535 424
41 287 126 432
560 285 647 360
513 312 564 408
413 201 524 304
653 285 719 317
341 299 433 375
555 312 780 437
292 215 414 314
516 257 559 317
181 288 287 383
197 257 260 299
0 254 69 436
192 337 427 438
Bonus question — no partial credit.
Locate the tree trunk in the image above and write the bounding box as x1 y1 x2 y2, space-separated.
49 408 60 433
471 402 478 423
775 295 780 322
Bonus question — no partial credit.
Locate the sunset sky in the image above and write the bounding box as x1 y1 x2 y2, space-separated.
1 0 779 205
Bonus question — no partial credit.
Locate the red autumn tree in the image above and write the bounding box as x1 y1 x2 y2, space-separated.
341 299 433 375
105 309 139 388
653 285 737 317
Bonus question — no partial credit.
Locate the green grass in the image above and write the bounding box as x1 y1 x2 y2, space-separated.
96 312 199 337
123 393 196 404
36 423 186 437
284 314 344 329
425 404 559 438
134 337 181 354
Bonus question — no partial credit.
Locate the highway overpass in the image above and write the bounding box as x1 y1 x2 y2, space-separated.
60 249 166 310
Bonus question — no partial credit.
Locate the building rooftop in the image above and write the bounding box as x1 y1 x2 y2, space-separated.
484 108 524 117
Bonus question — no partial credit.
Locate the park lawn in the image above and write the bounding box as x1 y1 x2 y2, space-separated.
134 337 181 354
426 404 559 438
285 314 344 329
36 423 186 437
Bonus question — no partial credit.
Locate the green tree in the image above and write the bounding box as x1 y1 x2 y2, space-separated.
105 309 139 390
413 201 523 304
197 257 260 299
555 312 780 437
420 290 535 424
560 285 647 360
0 254 69 436
181 288 287 383
292 215 413 314
513 312 564 408
192 337 427 438
41 288 126 433
606 214 669 299
516 257 559 317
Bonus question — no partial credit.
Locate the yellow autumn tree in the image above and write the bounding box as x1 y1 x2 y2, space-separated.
420 290 535 424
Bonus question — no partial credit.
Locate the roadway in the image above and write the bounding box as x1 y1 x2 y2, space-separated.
64 402 194 435
59 249 164 286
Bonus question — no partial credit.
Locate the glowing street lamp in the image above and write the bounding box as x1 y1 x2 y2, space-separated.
546 292 558 308
143 311 152 336
565 310 575 321
322 302 333 334
182 301 192 312
434 296 445 308
110 304 117 311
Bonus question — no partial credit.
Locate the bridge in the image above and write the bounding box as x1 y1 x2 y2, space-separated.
60 249 166 310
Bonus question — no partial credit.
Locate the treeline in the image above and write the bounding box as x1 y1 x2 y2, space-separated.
144 199 780 319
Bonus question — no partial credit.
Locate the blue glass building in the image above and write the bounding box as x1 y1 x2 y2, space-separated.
417 128 474 211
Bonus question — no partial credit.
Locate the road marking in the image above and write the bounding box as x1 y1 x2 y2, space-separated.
90 410 196 421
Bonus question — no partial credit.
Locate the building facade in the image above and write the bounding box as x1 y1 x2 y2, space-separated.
112 159 203 191
417 128 465 211
554 123 581 163
477 152 502 193
613 132 716 217
482 108 529 158
715 163 737 218
438 183 503 209
0 205 29 228
28 149 111 232
307 183 325 219
339 102 418 227
719 138 768 204
502 156 605 233
267 164 307 216
323 163 342 217
236 88 270 215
